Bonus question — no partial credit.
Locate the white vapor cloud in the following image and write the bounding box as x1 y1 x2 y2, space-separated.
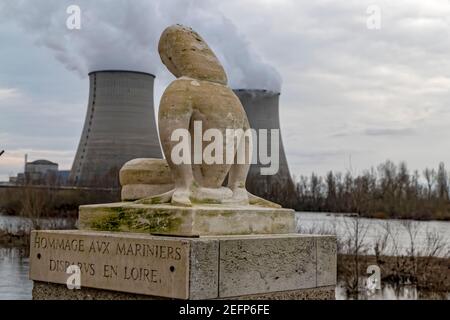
0 0 281 91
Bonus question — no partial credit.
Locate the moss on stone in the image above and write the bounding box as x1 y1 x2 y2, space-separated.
219 210 235 217
148 196 162 204
190 197 220 205
197 209 235 218
138 195 169 205
90 212 124 232
87 206 183 234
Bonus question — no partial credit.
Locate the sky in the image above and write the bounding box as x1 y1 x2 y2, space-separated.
1 0 450 181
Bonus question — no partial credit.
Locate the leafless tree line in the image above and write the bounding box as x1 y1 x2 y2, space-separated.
293 160 450 220
0 186 120 220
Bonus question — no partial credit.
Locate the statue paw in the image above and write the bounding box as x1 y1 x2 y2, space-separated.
191 186 233 204
171 188 193 207
222 187 249 205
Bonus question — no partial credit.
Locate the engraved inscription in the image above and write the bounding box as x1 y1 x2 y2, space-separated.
29 231 190 299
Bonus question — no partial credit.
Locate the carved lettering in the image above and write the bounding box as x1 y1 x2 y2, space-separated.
115 242 182 260
30 232 189 299
124 266 160 283
49 259 95 276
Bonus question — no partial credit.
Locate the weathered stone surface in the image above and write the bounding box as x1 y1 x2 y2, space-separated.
33 281 335 300
121 184 174 201
29 230 190 299
158 24 227 85
317 236 337 287
188 239 219 299
157 24 258 207
32 281 169 300
119 158 173 186
218 235 316 297
30 231 337 300
119 158 175 201
221 286 335 300
78 202 295 236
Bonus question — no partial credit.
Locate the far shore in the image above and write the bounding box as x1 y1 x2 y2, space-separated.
322 211 450 222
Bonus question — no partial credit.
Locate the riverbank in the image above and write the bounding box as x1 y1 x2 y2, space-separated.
2 184 450 222
0 230 29 247
321 211 450 222
338 254 450 299
347 211 449 222
0 186 119 217
287 161 450 222
0 215 77 247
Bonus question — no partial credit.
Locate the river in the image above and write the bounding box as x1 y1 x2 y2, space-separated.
0 212 448 300
295 212 449 257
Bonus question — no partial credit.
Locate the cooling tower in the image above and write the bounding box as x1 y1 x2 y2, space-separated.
70 70 162 188
233 89 295 206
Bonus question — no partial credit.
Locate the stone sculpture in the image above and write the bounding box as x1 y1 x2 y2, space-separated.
138 24 279 208
78 24 295 236
119 158 173 201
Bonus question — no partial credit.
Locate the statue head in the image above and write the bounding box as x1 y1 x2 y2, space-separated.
158 24 228 85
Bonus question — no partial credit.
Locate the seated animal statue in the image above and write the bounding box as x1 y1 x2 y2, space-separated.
137 24 279 208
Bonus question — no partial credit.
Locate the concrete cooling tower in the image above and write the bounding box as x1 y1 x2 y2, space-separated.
70 70 162 188
233 89 295 206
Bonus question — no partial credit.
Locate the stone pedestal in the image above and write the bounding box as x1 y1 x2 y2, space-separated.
29 230 336 300
79 202 295 236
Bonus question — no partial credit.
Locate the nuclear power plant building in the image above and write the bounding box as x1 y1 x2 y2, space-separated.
70 70 162 188
234 89 295 205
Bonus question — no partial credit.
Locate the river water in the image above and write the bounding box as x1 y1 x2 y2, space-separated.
0 247 31 300
0 215 76 234
0 212 448 300
295 212 449 257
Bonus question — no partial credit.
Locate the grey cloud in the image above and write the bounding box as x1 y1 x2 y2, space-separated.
287 149 361 163
363 128 415 136
331 127 416 137
0 0 281 91
1 0 450 180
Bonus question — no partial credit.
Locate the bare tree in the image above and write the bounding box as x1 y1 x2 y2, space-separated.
341 217 369 293
374 222 390 262
436 162 449 201
423 168 436 200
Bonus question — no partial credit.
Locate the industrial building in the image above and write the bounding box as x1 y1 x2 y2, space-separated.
25 159 58 176
8 157 69 186
233 89 295 206
69 70 162 188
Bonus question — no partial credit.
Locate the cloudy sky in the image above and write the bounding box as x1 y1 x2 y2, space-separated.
1 0 449 181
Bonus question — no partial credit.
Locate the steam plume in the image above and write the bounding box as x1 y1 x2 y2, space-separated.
1 0 281 91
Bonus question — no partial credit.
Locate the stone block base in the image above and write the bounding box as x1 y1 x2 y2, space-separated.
78 202 295 236
30 231 336 300
33 281 335 300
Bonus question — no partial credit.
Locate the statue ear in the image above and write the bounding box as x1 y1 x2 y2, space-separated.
158 32 181 78
158 24 228 84
160 51 181 78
